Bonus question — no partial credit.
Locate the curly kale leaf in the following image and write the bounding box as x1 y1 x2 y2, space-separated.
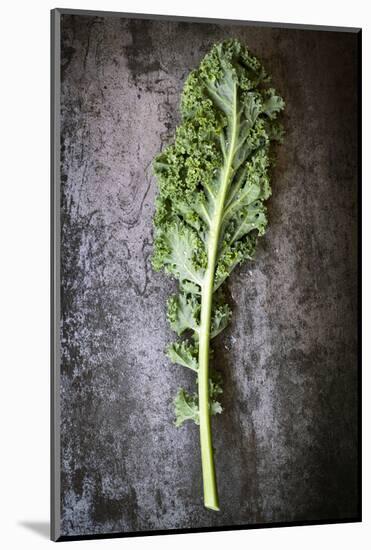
174 371 223 427
151 38 284 509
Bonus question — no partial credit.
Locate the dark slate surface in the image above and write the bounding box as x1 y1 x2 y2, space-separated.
59 14 359 537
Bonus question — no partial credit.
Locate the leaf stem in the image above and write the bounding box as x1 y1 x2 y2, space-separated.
198 84 237 511
199 264 219 510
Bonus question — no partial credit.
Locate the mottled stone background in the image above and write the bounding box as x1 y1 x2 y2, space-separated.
59 13 359 538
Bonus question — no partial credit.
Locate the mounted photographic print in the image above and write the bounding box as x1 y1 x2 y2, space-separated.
51 8 361 542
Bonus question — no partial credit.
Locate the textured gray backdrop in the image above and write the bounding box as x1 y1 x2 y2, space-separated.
59 14 359 537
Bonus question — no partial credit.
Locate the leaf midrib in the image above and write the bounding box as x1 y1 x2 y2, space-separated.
207 81 238 283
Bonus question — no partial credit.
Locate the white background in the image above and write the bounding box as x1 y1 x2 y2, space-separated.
0 0 367 548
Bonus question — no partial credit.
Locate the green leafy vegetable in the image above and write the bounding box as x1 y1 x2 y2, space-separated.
152 39 284 511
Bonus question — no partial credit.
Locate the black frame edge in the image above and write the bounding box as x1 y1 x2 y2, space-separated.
54 7 361 33
56 516 361 543
357 27 362 523
51 7 61 543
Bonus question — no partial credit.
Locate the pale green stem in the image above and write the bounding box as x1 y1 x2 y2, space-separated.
198 84 237 511
198 244 219 510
